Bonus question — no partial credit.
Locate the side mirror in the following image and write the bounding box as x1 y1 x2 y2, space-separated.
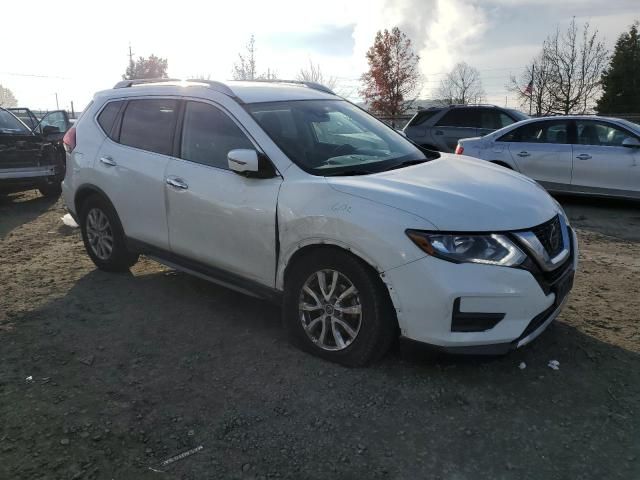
42 125 60 135
622 137 640 148
228 149 259 174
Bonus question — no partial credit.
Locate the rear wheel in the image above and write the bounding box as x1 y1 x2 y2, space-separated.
38 181 62 198
283 249 396 367
79 195 138 272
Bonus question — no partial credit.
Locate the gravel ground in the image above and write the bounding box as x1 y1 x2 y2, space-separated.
1 191 639 480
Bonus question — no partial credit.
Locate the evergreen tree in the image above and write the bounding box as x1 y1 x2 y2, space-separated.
597 22 640 114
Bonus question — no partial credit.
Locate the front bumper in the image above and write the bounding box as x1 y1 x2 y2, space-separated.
384 228 578 352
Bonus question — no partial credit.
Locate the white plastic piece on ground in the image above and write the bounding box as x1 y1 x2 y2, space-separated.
25 376 33 383
518 362 527 370
61 213 79 228
548 359 560 370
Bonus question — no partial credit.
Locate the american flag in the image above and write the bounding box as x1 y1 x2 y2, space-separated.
524 80 533 95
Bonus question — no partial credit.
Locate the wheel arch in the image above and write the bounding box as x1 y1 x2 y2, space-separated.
490 160 514 169
74 184 115 215
278 241 402 327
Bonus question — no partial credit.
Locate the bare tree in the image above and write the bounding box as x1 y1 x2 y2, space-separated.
508 54 554 116
0 84 18 107
435 62 485 105
543 19 608 114
232 35 277 81
513 19 608 115
296 60 337 89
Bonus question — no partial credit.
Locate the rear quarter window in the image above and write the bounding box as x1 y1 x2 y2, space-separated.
97 101 123 139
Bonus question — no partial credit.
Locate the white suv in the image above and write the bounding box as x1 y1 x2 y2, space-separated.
62 79 578 366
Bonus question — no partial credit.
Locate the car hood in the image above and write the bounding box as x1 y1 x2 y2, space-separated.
326 155 560 231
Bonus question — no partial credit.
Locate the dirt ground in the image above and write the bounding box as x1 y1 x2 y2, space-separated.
1 191 639 480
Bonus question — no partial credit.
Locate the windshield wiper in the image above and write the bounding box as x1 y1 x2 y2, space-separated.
380 159 428 172
323 168 376 177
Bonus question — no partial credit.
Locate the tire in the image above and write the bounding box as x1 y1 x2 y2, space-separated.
38 181 62 198
79 194 138 272
282 248 397 367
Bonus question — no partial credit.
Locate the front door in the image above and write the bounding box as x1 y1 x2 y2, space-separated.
506 119 573 187
165 100 282 287
572 120 640 196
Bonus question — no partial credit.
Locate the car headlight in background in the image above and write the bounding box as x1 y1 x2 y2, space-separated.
406 230 526 267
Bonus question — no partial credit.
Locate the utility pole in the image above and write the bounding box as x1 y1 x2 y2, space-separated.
70 101 75 118
529 64 534 116
55 92 59 110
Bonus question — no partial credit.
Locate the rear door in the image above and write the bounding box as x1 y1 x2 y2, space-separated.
505 119 573 188
432 108 479 152
94 98 178 250
165 100 282 286
572 120 640 196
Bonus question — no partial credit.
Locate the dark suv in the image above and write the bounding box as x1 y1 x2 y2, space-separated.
403 104 528 152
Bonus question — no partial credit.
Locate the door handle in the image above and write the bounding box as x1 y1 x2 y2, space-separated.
517 151 530 157
166 177 188 190
576 154 592 160
434 130 444 135
100 156 116 167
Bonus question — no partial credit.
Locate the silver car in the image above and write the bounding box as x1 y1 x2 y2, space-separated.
457 116 640 200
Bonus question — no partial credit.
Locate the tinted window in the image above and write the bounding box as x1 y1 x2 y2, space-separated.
435 109 478 128
576 121 637 147
479 109 516 130
180 101 253 169
408 109 440 127
119 99 178 155
97 101 122 138
0 109 30 134
499 121 569 144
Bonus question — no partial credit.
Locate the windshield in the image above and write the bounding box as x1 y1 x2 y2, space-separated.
617 118 640 133
0 109 31 134
246 100 436 175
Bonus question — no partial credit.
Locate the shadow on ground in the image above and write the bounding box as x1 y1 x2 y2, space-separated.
2 267 639 479
0 191 59 239
556 194 640 242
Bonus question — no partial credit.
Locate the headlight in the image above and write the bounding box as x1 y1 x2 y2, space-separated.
406 230 526 267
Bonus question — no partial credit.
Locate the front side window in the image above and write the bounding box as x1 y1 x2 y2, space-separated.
180 101 254 169
479 109 518 130
576 121 638 147
500 121 569 144
247 100 434 175
119 99 178 155
39 111 69 133
408 109 440 127
0 109 30 134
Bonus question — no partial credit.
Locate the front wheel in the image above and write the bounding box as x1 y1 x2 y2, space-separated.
282 249 396 367
79 195 138 272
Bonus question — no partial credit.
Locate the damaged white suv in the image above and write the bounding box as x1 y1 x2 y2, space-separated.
62 79 577 366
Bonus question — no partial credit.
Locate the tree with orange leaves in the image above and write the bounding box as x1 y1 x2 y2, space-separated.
360 27 421 117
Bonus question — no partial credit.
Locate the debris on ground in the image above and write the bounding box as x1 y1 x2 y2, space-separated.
25 376 33 383
159 445 203 467
518 362 527 370
548 360 560 370
61 213 79 228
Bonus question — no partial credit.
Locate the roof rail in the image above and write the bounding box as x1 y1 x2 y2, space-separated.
451 103 499 108
112 78 238 99
245 79 336 95
113 78 181 89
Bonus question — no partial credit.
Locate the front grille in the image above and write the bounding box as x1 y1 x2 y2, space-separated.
531 215 563 258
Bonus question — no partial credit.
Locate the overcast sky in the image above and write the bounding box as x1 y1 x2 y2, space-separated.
1 0 637 112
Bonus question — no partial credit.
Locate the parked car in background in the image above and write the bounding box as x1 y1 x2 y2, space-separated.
63 79 576 366
8 108 72 140
0 107 66 197
403 104 528 152
456 116 640 200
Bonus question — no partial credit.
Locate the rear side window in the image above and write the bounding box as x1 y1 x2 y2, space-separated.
119 99 178 155
408 109 440 127
435 109 479 128
97 101 123 139
180 101 254 169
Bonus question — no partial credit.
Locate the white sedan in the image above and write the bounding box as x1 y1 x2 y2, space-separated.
456 116 640 200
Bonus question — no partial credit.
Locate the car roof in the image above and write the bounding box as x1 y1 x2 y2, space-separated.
95 79 338 104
